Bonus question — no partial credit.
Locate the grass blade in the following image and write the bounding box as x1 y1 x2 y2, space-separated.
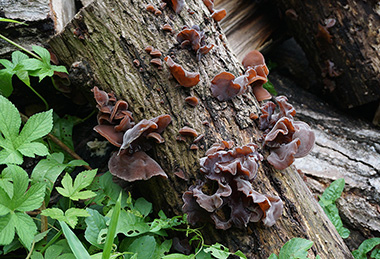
59 220 91 259
102 192 122 259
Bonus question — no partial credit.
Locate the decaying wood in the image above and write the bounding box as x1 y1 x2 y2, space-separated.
274 0 380 114
49 0 353 258
214 0 283 61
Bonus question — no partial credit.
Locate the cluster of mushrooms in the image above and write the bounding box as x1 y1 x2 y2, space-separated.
91 1 315 231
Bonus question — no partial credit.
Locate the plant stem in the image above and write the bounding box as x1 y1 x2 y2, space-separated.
0 34 41 60
39 230 63 254
24 83 49 110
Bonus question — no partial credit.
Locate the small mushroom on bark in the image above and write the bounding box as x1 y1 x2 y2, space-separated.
165 56 200 87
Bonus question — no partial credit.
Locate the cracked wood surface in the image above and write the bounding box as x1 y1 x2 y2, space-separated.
49 0 353 257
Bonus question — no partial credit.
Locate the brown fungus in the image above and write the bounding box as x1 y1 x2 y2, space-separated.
162 0 185 13
165 56 200 87
179 126 198 137
177 25 214 60
182 142 283 229
109 150 167 182
202 0 226 22
185 96 199 107
210 50 271 102
259 96 315 170
162 24 173 32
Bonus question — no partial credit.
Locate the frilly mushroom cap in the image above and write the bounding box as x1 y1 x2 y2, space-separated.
165 56 200 87
182 141 283 230
267 139 301 170
120 119 158 151
177 28 201 51
264 117 296 148
242 50 266 70
210 72 245 101
92 86 109 107
252 85 271 102
93 125 123 147
150 114 172 134
259 96 315 170
108 151 167 182
293 121 315 158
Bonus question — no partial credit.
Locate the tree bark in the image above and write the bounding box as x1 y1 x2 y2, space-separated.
274 0 380 113
49 0 353 258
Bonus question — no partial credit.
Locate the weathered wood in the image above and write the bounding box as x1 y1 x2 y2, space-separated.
274 0 380 113
214 0 283 61
49 0 353 258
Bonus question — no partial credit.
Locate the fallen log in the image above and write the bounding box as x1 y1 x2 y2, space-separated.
49 0 353 258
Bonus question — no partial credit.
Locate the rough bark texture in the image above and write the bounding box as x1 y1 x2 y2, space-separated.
49 0 353 258
274 0 380 113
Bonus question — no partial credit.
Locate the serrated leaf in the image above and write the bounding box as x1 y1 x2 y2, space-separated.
17 142 49 157
65 208 90 228
32 45 51 65
0 168 13 198
0 213 16 245
0 95 21 140
85 208 107 248
0 148 23 165
321 178 345 203
57 170 97 201
352 238 380 259
278 238 314 259
14 211 37 250
17 109 53 145
16 182 45 212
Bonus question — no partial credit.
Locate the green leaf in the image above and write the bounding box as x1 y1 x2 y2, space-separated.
152 239 172 259
102 192 122 259
3 238 22 254
32 45 51 65
16 181 45 212
16 109 53 145
15 69 30 86
162 254 193 259
278 238 314 259
21 58 45 71
14 211 37 250
85 208 107 248
0 69 14 97
48 114 76 157
0 18 27 25
0 169 13 198
114 209 150 237
203 243 246 259
125 235 156 259
352 238 380 259
12 51 29 65
56 170 97 201
320 178 345 203
0 213 16 245
42 208 89 229
319 178 350 239
51 65 68 74
17 142 49 157
134 197 152 218
0 95 21 140
0 97 53 165
59 221 91 259
268 254 278 259
44 239 75 259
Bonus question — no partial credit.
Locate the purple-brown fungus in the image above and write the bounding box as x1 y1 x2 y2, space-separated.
165 56 200 87
177 25 214 60
259 96 315 170
92 87 171 182
210 50 271 102
182 142 283 229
